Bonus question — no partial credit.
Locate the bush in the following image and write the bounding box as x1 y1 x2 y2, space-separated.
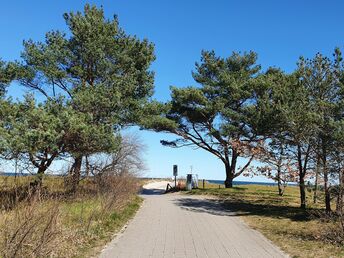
0 173 141 257
0 198 60 258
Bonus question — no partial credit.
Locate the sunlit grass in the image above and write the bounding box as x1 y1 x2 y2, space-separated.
0 175 142 257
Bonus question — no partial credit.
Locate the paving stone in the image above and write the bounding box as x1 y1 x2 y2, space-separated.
100 181 288 258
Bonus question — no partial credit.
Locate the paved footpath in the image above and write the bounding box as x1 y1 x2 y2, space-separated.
100 181 288 258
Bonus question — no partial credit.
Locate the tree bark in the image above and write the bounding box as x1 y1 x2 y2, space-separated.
277 181 283 196
224 163 233 188
277 166 284 196
336 169 344 215
69 155 83 193
277 180 282 196
313 155 320 204
297 145 307 209
29 152 58 190
85 155 90 177
299 176 306 209
336 167 344 214
30 166 46 189
323 156 331 213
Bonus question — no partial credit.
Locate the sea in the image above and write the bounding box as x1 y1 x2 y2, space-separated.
0 172 62 177
0 172 31 176
1 173 297 186
206 180 297 186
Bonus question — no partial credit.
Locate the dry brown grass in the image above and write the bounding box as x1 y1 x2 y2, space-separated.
0 198 60 258
0 174 142 258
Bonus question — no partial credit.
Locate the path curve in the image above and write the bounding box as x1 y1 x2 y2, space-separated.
100 181 288 258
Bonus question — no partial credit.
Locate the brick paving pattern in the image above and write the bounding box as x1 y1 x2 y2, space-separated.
100 181 288 258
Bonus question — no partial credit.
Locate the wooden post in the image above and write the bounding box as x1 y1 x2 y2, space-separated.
202 179 205 189
218 185 221 189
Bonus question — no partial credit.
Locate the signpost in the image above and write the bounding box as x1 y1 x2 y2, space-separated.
173 165 178 188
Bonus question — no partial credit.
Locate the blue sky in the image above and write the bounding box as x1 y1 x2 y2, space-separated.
1 0 344 181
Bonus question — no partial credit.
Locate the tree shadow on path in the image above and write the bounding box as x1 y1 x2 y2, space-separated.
174 197 317 222
174 198 236 216
140 188 165 196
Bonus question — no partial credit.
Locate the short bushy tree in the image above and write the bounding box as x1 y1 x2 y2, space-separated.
2 4 155 189
144 51 264 187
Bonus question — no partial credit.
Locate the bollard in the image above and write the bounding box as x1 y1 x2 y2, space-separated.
186 174 192 191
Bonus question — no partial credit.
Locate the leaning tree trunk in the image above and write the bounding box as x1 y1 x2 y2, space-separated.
29 152 58 191
69 155 83 193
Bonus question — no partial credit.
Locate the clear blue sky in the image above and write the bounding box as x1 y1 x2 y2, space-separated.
1 0 343 181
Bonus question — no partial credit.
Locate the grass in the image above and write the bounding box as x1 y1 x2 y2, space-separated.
188 183 344 258
0 174 143 257
60 195 143 257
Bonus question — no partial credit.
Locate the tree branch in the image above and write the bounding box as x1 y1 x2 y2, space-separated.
234 155 255 177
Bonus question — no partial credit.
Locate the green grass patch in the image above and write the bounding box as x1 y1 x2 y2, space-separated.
60 195 143 257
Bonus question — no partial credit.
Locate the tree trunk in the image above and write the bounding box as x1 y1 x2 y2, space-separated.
29 166 47 194
277 179 282 196
30 167 46 187
313 156 320 204
299 176 306 209
336 168 344 214
29 152 57 191
225 178 233 188
277 180 283 196
35 168 45 185
224 163 233 188
323 158 331 213
69 155 83 193
297 145 307 209
277 167 283 196
85 155 90 177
